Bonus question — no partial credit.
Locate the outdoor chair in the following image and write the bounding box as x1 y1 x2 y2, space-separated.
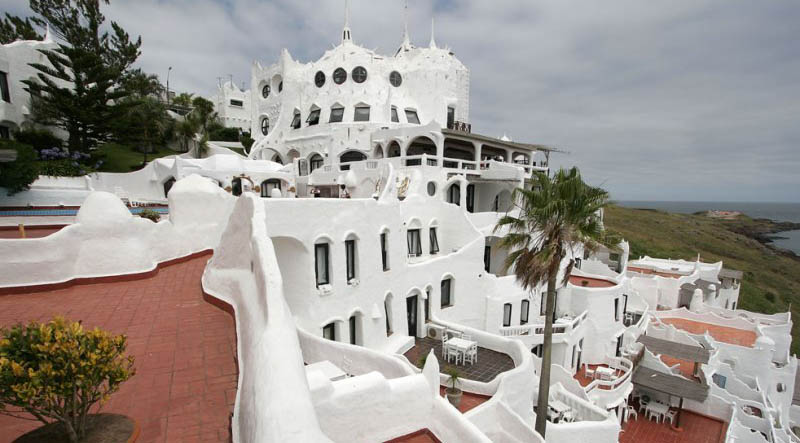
584 364 595 379
461 334 472 341
638 397 650 414
445 345 462 365
664 409 677 426
464 342 478 365
626 405 638 422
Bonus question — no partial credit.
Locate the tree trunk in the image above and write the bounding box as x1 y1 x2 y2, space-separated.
534 271 558 438
63 419 79 443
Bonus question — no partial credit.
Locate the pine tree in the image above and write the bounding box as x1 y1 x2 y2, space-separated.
20 0 141 152
0 13 44 43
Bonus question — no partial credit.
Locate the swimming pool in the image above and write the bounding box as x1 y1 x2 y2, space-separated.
0 207 169 216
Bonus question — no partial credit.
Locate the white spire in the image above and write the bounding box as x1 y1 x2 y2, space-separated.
429 17 436 49
342 0 352 43
400 0 412 51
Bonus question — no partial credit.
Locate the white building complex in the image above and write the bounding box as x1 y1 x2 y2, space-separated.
213 80 252 132
0 6 798 443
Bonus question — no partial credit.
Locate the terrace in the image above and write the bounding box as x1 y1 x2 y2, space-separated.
659 317 757 348
404 337 516 383
627 266 686 279
620 403 726 443
568 275 617 288
0 254 237 443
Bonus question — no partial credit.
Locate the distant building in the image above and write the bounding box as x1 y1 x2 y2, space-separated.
213 81 251 133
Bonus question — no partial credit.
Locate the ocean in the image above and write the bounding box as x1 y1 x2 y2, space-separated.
616 201 800 255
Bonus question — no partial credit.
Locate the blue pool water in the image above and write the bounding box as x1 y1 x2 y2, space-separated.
0 207 169 216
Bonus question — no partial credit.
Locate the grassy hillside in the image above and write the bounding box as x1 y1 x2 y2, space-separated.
604 205 800 354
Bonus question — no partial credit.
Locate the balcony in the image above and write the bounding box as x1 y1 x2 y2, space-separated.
499 311 588 340
447 120 472 133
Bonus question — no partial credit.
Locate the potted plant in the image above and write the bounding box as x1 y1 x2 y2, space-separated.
445 367 462 407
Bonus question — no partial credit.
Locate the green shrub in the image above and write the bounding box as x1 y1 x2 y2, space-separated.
0 317 135 443
208 126 240 142
138 209 160 222
13 128 62 151
240 134 254 150
0 140 39 195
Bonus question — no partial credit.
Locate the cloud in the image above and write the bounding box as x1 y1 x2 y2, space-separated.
6 0 800 201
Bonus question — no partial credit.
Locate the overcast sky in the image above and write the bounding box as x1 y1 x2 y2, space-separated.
4 0 799 202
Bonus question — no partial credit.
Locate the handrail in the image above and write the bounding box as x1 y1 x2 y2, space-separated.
499 310 588 338
584 356 634 393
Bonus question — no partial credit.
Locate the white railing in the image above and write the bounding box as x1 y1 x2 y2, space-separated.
499 311 588 338
584 355 634 394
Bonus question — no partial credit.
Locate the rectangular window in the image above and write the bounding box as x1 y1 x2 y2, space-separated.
349 316 357 345
429 228 439 254
503 303 512 327
712 373 727 389
407 229 422 257
521 300 530 324
380 232 389 271
614 298 620 322
575 258 582 269
484 245 491 272
441 278 452 308
354 105 370 122
323 323 336 341
315 243 330 287
391 107 399 123
290 112 301 129
345 239 356 282
405 109 420 124
447 106 455 128
229 99 243 107
616 334 623 357
571 345 577 368
329 106 344 123
0 71 9 103
540 294 546 316
306 109 321 126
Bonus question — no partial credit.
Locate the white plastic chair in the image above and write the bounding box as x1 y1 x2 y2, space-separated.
584 364 595 379
664 409 676 426
464 343 478 365
446 345 462 365
626 405 638 422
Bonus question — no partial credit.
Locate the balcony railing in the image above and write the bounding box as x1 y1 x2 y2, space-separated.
447 120 472 133
499 311 588 338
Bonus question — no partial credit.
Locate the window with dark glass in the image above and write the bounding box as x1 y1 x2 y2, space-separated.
503 303 512 327
349 316 357 345
0 71 9 102
406 229 422 257
389 71 402 87
352 66 367 83
261 179 281 198
345 239 356 282
290 110 301 129
314 243 329 287
381 232 389 271
391 106 399 123
447 106 455 128
306 108 321 126
230 99 243 107
323 323 336 341
521 300 530 324
532 344 543 357
447 184 460 206
0 125 9 139
260 117 269 135
278 81 283 92
309 154 324 172
261 84 270 98
329 105 344 123
405 109 420 124
484 245 491 272
333 67 347 84
354 105 370 122
384 298 393 335
441 278 452 307
429 228 439 254
614 298 620 322
314 71 326 87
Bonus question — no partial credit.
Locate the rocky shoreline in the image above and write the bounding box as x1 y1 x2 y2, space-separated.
719 216 800 258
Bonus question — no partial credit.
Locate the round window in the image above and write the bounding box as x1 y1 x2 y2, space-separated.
390 71 402 87
314 71 326 87
261 84 270 98
333 68 347 85
260 117 269 136
352 66 367 83
427 181 436 196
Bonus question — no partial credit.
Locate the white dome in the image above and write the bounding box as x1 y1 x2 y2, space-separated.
76 192 131 226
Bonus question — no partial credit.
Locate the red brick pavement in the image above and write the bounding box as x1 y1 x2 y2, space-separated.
620 407 726 443
0 253 238 443
660 317 757 348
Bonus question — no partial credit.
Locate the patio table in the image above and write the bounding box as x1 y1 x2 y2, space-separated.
595 366 615 380
646 401 669 423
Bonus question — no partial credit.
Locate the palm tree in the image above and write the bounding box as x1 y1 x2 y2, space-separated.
494 167 611 438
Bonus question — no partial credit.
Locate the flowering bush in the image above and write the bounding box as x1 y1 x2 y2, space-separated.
0 317 135 443
36 148 94 176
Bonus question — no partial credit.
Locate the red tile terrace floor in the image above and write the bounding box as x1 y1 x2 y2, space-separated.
628 266 684 279
384 429 442 443
438 386 490 413
0 253 238 443
568 275 617 288
620 407 726 443
0 225 66 239
660 355 701 381
660 317 757 348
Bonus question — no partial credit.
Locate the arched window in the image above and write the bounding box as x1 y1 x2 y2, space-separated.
333 67 347 84
380 229 390 271
261 179 281 198
340 150 367 163
503 303 513 327
441 277 453 308
345 235 358 283
314 71 326 87
521 300 530 325
352 66 367 83
309 153 324 172
390 71 402 87
323 322 336 341
447 183 461 206
260 116 270 135
314 241 330 287
384 294 394 336
261 84 270 99
349 313 362 345
163 177 176 198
